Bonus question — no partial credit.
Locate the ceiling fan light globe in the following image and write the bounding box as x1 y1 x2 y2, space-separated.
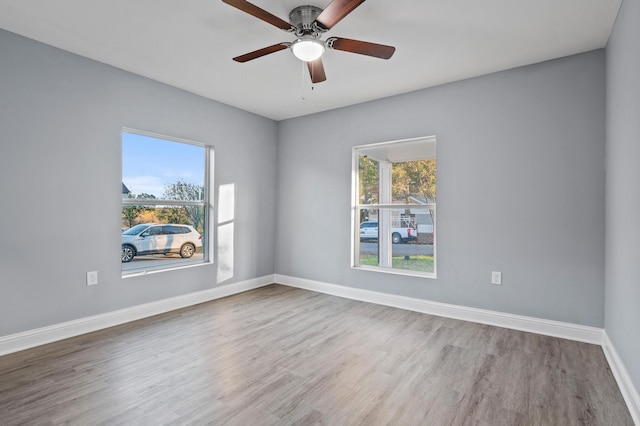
291 39 325 62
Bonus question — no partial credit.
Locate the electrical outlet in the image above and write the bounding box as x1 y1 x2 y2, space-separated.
491 271 502 285
87 271 98 286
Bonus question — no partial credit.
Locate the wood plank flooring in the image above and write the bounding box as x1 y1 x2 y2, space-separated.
0 284 633 425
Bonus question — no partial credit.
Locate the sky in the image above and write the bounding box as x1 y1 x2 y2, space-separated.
122 131 205 198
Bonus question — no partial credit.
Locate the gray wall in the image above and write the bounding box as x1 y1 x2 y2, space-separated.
0 29 278 336
277 50 606 327
605 0 640 396
0 26 612 337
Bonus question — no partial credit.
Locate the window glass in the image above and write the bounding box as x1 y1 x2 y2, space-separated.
147 226 162 236
353 137 436 277
122 130 212 275
358 156 379 204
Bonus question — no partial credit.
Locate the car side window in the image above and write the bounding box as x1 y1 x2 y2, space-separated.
148 227 162 236
165 226 181 234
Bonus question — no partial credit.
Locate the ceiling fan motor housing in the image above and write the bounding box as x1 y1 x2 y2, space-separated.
289 5 325 36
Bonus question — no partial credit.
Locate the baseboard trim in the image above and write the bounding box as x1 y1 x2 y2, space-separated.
0 275 275 356
274 274 604 345
602 332 640 425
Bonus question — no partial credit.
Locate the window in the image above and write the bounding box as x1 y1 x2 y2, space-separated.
352 136 436 277
121 129 213 275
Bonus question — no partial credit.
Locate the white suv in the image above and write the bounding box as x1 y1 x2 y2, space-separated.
121 223 202 262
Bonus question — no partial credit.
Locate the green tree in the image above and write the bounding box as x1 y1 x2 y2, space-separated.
393 159 436 225
358 156 436 223
358 156 379 222
358 156 379 204
158 206 190 225
122 193 156 228
162 180 205 233
360 157 436 204
392 159 436 204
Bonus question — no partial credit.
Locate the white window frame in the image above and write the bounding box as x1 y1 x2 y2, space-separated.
351 136 437 278
121 128 214 277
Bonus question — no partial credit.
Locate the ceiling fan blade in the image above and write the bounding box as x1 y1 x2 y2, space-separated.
307 58 327 83
233 43 289 63
327 37 395 59
315 0 365 30
222 0 294 31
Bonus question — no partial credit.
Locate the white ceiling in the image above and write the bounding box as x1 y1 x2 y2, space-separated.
0 0 621 121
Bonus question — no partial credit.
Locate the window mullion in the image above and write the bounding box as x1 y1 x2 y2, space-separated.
379 160 392 268
122 199 205 207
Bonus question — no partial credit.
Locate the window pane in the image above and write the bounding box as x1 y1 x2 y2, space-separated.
359 208 379 267
358 155 379 205
389 208 434 273
121 205 206 272
392 159 436 205
358 207 435 273
122 132 205 200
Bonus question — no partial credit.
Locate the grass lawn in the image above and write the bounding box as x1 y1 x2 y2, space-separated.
359 255 434 273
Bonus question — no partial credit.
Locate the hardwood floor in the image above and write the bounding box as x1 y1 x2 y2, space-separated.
0 284 633 425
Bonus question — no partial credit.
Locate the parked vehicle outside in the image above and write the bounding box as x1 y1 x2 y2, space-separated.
360 221 416 244
121 223 202 262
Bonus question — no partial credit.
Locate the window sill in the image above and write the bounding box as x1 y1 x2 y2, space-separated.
352 264 437 279
122 260 213 279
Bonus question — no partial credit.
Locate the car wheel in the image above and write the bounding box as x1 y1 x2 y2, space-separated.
121 245 135 262
180 243 195 258
392 232 402 244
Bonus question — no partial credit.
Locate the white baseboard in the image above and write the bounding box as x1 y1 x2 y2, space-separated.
0 275 275 356
602 332 640 425
274 274 604 345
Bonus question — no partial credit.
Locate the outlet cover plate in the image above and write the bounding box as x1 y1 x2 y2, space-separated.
87 271 98 286
491 271 502 285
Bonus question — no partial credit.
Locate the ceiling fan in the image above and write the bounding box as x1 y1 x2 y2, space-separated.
221 0 396 83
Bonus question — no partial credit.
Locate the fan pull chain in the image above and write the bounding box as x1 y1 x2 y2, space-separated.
301 61 316 100
301 61 306 100
301 61 311 100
